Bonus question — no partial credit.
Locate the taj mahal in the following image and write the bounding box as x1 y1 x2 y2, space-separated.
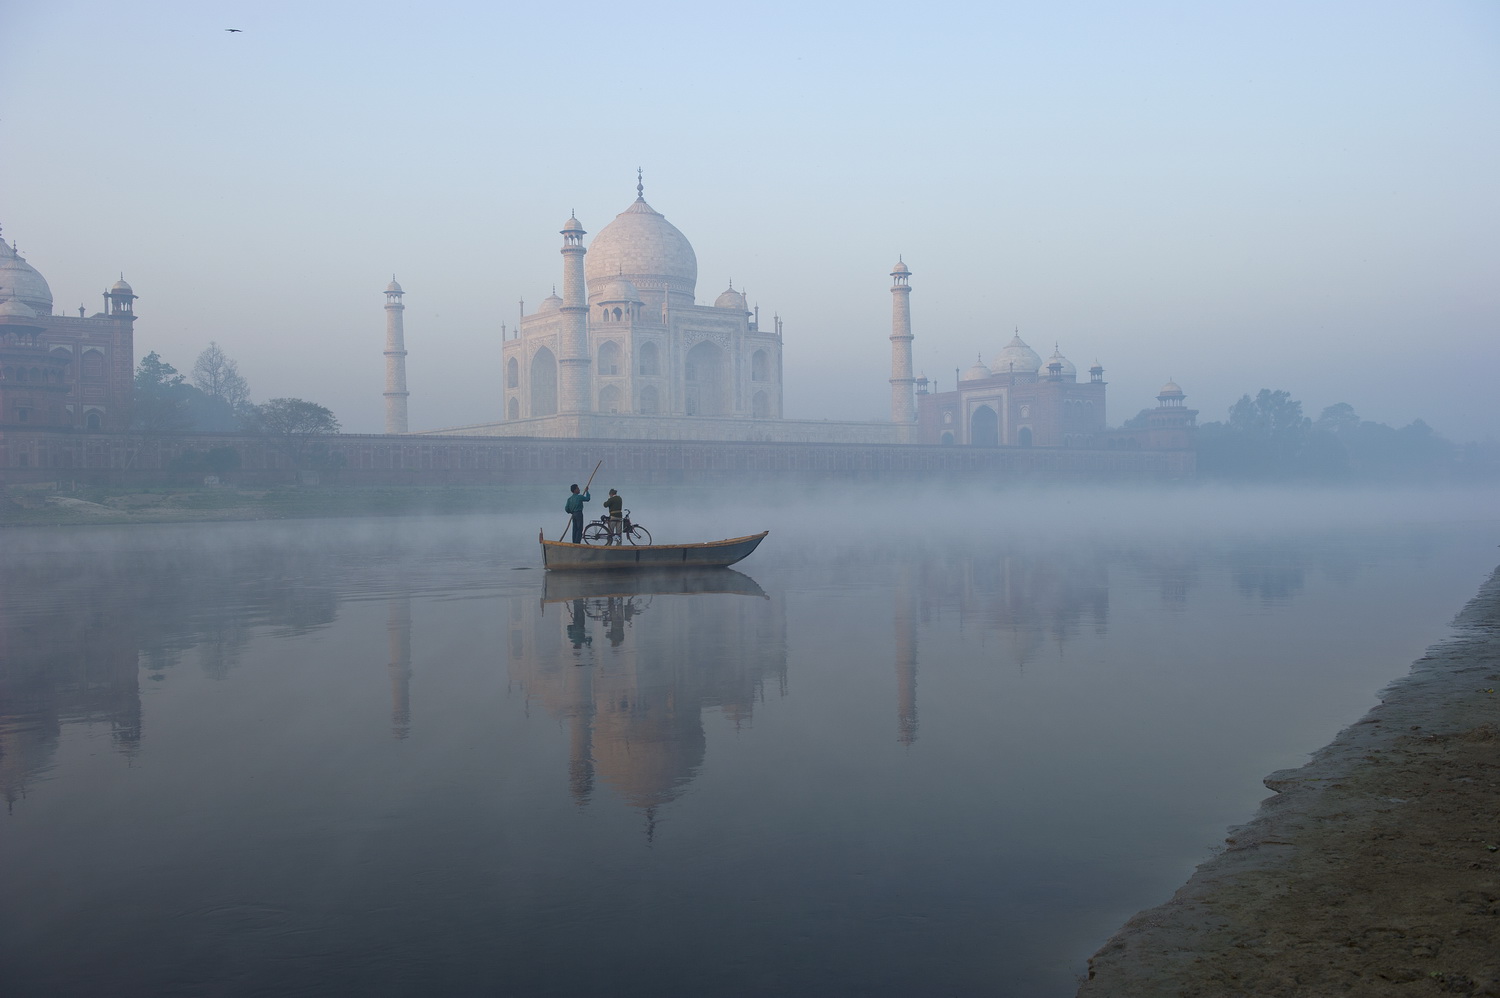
387 175 1196 451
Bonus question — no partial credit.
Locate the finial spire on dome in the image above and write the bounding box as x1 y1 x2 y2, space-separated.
636 167 644 201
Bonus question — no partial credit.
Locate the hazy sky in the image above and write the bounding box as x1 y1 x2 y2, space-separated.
3 1 1497 438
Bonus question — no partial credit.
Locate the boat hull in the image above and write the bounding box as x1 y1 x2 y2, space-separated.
540 530 768 571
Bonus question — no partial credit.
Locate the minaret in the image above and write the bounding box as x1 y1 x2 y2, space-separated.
888 258 915 422
383 277 409 433
558 213 591 413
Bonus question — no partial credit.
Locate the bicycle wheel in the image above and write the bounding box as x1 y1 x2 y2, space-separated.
626 524 652 546
581 522 609 545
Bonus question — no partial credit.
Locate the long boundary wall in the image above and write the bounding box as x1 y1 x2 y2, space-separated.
0 429 1195 487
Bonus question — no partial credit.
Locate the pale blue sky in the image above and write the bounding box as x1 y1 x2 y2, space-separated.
4 0 1497 437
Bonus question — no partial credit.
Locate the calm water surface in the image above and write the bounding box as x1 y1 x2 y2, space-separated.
2 487 1497 997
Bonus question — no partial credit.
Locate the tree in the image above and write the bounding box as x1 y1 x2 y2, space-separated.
1197 389 1315 479
1315 402 1360 435
132 351 194 433
192 342 251 411
250 398 340 468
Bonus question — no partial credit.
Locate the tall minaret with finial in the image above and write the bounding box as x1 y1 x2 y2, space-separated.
383 277 409 433
889 258 915 423
558 211 591 413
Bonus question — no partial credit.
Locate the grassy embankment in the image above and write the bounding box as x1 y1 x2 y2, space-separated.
0 483 550 527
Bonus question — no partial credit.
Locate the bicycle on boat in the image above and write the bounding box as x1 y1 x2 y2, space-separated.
581 509 653 546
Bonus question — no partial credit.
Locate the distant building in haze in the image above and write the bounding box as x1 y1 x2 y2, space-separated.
0 230 135 435
419 174 902 444
405 174 1190 452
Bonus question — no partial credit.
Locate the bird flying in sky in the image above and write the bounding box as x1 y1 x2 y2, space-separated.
225 28 242 32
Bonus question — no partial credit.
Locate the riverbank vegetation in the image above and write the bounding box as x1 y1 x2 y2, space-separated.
1127 389 1499 482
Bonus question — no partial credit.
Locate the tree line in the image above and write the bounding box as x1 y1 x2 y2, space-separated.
1136 389 1498 482
132 344 340 472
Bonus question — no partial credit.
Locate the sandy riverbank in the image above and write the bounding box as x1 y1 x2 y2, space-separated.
1078 566 1500 996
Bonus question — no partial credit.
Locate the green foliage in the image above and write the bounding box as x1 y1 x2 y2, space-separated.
249 398 340 468
1200 392 1472 481
132 351 194 433
134 350 247 433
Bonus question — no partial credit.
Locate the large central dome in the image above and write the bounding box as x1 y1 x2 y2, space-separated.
0 233 54 315
585 197 697 305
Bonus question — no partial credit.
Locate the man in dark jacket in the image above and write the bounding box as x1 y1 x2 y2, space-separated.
603 489 624 545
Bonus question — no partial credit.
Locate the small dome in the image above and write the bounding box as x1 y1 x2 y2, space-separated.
961 356 992 382
1089 359 1104 373
990 333 1041 376
596 278 641 303
562 215 585 233
890 260 910 275
0 297 39 318
385 278 403 294
714 285 747 311
537 292 563 314
0 236 54 315
111 277 133 294
1158 380 1184 397
1044 347 1076 379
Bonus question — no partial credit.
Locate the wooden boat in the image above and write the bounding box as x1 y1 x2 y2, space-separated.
540 530 768 571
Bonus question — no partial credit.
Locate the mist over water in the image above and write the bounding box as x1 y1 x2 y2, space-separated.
2 485 1496 997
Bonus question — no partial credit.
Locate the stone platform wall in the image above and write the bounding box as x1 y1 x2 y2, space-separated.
0 428 1195 487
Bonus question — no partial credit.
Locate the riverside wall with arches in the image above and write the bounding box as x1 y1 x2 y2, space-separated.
0 428 1194 487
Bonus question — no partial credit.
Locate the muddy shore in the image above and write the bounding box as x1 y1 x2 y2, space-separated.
1078 566 1500 997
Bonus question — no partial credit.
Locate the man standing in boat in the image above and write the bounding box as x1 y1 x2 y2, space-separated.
565 483 591 544
603 489 624 545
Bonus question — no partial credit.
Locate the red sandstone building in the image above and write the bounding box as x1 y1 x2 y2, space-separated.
0 232 135 435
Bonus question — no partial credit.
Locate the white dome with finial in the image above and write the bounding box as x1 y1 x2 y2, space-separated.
990 333 1041 376
1044 346 1076 379
596 278 641 303
0 230 54 315
0 297 39 319
714 283 747 311
385 277 403 294
585 172 697 305
537 291 563 314
961 356 992 382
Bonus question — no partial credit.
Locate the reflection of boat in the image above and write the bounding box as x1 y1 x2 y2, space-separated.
539 531 768 571
543 567 768 602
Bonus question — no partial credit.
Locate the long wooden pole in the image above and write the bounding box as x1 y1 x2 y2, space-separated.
559 460 604 542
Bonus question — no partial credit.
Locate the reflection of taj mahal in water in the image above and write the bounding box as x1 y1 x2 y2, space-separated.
505 573 788 813
394 174 1195 451
3 537 1234 814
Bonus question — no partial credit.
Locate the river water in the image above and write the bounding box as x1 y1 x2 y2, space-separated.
2 486 1497 997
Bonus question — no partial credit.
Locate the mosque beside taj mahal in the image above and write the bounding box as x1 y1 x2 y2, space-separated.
389 175 1197 453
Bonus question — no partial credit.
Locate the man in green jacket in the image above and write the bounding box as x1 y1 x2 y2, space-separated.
565 483 591 543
